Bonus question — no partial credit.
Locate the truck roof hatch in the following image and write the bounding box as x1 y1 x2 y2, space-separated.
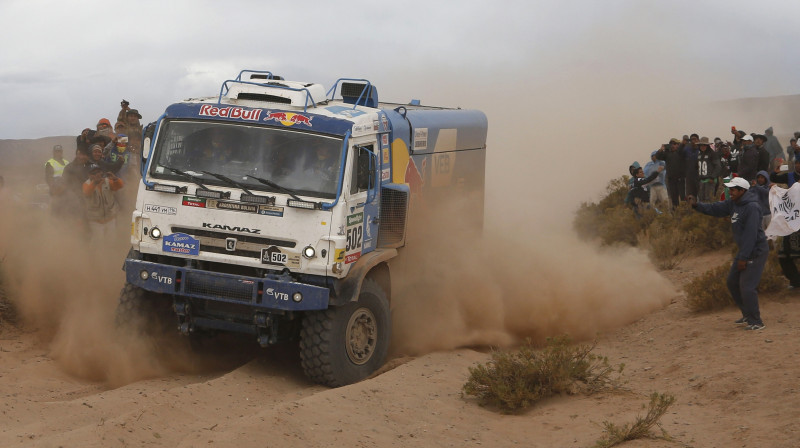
220 79 327 112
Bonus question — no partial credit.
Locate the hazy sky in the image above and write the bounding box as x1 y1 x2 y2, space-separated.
4 0 800 215
3 0 800 140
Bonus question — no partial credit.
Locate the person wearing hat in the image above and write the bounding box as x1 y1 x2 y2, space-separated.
96 118 114 139
737 134 759 182
44 144 70 196
125 109 143 154
117 99 130 124
82 164 124 246
626 162 664 218
656 138 686 208
687 178 768 330
696 137 720 203
752 134 770 173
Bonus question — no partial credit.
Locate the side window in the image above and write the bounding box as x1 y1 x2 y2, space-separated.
350 145 373 194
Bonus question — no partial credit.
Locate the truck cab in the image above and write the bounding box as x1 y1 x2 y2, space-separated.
121 70 487 386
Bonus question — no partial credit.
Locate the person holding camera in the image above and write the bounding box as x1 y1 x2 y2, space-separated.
82 166 123 246
687 177 767 330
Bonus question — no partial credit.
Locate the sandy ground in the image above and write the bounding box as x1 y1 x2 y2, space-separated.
1 249 799 448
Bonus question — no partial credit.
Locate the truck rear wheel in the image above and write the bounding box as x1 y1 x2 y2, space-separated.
299 278 390 387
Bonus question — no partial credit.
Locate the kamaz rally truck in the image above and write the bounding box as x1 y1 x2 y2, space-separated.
121 70 488 386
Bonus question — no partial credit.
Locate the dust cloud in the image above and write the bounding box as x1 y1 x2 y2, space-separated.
0 191 207 387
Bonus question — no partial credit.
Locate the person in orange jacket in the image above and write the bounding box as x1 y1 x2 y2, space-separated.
82 166 123 245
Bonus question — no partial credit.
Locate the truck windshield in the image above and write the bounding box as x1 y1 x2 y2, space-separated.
148 120 344 199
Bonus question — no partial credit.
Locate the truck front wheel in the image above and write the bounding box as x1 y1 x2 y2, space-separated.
299 278 390 387
115 282 173 335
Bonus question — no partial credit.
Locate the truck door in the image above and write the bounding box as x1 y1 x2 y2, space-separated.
343 143 379 263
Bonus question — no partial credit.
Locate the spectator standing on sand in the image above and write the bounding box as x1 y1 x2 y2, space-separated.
60 147 93 228
684 134 701 199
644 150 668 209
769 160 800 289
89 143 123 175
738 135 758 182
688 177 767 330
697 137 720 203
44 144 69 196
656 138 685 208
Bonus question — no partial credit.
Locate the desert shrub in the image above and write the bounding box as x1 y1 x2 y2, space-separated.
675 208 732 251
462 336 623 413
574 176 633 243
685 252 786 312
593 392 676 448
642 219 697 270
0 260 15 326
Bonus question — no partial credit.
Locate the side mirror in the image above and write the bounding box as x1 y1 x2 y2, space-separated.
142 123 156 159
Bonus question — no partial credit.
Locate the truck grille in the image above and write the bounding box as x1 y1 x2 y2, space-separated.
171 226 295 258
184 272 253 302
378 187 408 248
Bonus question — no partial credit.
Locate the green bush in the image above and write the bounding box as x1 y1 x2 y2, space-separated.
685 252 785 312
462 336 623 413
593 392 676 448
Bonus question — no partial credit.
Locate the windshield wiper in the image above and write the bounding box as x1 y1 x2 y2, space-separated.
244 174 302 201
201 171 253 195
162 166 210 191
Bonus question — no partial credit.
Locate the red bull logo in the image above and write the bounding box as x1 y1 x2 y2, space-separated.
404 157 426 195
264 111 313 127
199 105 262 121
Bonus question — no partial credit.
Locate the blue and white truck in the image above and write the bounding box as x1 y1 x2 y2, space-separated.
121 70 488 386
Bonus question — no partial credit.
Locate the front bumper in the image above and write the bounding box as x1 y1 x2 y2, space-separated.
125 258 329 311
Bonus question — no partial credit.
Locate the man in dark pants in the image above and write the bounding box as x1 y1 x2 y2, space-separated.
656 138 685 207
688 177 768 330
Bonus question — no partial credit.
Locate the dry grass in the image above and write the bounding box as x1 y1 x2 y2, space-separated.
593 392 676 447
462 336 623 413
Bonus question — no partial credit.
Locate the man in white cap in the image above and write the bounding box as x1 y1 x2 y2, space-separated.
687 177 767 330
737 134 758 182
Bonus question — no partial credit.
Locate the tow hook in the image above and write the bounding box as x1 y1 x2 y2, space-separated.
254 313 277 347
174 300 193 335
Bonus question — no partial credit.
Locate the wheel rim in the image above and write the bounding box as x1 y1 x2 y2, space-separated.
345 307 377 365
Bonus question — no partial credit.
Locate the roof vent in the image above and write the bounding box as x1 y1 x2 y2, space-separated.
341 82 379 108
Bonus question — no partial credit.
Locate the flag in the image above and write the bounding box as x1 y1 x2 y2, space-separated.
766 183 800 238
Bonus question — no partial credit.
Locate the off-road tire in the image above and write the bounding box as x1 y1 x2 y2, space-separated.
115 282 174 335
299 278 390 387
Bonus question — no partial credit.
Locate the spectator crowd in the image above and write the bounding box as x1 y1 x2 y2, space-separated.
628 125 800 331
44 99 145 246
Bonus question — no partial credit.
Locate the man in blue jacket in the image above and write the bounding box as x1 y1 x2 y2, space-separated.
687 177 767 330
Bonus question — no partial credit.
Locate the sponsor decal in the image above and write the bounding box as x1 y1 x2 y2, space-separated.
381 115 389 132
263 111 313 127
202 223 261 234
261 246 300 268
149 271 173 285
182 196 206 208
381 168 390 182
199 105 262 121
345 212 364 264
382 148 390 164
334 248 345 262
324 106 366 118
372 120 379 131
162 232 200 256
265 287 289 301
381 134 389 146
258 205 285 217
207 199 259 214
413 128 428 151
145 204 177 215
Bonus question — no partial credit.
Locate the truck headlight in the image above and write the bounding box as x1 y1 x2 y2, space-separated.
302 245 316 259
149 227 162 239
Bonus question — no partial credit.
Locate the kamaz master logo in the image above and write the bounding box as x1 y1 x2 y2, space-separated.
202 223 261 234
